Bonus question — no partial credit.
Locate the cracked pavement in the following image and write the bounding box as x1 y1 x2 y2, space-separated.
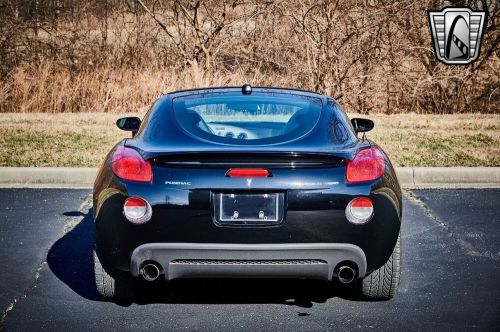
0 188 499 331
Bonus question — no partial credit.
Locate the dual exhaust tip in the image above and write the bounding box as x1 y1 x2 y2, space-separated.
337 265 357 284
140 263 162 282
140 262 358 284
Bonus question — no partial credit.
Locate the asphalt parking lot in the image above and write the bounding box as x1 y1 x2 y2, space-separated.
0 188 499 331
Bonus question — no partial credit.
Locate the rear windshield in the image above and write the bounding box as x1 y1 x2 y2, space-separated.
172 93 322 145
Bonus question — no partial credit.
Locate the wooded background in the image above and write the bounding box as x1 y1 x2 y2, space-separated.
0 0 498 114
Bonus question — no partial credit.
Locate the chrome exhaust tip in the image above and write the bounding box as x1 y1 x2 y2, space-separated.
140 263 161 281
337 265 356 284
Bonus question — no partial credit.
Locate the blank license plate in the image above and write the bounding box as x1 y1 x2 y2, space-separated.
214 193 283 226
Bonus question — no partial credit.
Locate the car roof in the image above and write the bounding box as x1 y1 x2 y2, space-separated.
127 85 359 159
165 86 327 99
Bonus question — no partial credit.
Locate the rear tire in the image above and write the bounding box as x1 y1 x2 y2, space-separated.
93 249 133 301
359 233 401 300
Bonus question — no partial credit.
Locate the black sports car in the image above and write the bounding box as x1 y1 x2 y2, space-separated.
93 85 402 300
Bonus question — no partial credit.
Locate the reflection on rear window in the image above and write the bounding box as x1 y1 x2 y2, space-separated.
172 94 322 144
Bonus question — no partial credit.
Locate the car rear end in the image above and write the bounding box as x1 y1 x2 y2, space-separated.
93 87 402 298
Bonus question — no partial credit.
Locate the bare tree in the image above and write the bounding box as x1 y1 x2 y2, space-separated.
136 0 259 71
0 0 498 113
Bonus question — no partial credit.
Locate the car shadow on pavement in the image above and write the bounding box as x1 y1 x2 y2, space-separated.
132 278 357 308
47 208 359 307
47 208 100 301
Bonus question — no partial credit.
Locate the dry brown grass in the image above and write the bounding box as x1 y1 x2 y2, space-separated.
0 62 293 113
364 113 500 167
0 113 136 167
0 1 498 114
0 113 498 167
0 1 498 167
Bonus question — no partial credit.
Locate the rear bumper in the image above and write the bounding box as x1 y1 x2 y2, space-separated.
130 243 367 280
95 188 401 273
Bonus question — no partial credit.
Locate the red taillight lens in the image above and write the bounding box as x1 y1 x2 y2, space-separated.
112 146 152 183
226 168 271 178
124 197 146 207
346 147 385 184
350 197 373 208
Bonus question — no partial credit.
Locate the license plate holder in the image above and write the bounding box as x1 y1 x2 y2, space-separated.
213 192 285 226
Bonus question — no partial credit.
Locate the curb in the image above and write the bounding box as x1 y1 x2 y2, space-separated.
0 167 97 188
0 167 499 189
410 167 500 188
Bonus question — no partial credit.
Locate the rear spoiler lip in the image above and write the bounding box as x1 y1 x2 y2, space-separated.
124 141 371 162
137 149 356 161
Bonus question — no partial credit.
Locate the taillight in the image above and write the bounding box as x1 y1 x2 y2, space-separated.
345 197 373 224
123 197 152 224
346 147 385 184
112 146 152 183
226 168 271 178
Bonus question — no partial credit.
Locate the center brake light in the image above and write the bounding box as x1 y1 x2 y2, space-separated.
226 168 271 178
112 146 152 183
346 147 385 184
